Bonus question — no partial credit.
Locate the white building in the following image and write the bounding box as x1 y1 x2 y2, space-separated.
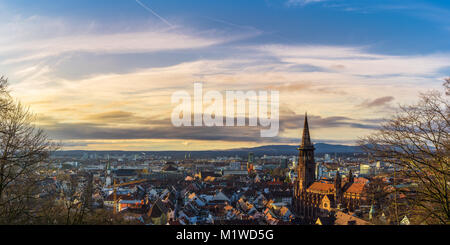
360 164 372 176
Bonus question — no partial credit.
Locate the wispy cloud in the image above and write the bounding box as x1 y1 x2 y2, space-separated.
1 30 228 65
42 112 377 143
254 44 450 77
359 96 395 108
0 15 260 66
308 1 450 31
12 44 448 139
286 0 328 7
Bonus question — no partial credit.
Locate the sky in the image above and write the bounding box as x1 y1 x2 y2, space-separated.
0 0 449 151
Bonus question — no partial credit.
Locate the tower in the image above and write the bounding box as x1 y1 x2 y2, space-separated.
335 171 342 204
297 113 316 190
248 152 255 164
105 154 112 187
348 169 354 183
247 152 255 173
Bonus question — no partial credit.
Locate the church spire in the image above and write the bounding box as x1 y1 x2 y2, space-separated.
300 113 314 149
296 112 316 191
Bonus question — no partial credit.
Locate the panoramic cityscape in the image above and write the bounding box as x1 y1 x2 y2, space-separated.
39 114 416 225
0 0 449 232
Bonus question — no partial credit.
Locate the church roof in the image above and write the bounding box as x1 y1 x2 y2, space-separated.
211 191 231 202
307 182 335 193
345 183 365 194
148 199 169 218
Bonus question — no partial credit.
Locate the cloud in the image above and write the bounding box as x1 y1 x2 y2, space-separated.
4 12 449 150
44 122 269 142
41 109 378 146
83 111 136 121
265 82 312 91
265 82 348 95
1 31 224 65
11 44 445 150
286 0 328 7
0 15 260 65
254 44 450 77
360 96 395 108
320 2 450 31
279 111 379 131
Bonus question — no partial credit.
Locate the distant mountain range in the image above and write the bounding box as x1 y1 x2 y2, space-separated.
233 143 363 155
53 143 364 159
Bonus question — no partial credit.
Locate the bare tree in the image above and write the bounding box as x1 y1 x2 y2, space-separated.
445 77 450 96
32 172 125 225
364 177 392 209
359 81 449 224
57 173 91 225
0 76 11 114
0 77 133 225
0 78 58 224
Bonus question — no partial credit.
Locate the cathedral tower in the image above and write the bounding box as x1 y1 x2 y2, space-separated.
297 113 316 190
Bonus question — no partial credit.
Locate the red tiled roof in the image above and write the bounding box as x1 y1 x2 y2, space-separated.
345 183 365 194
354 178 369 184
224 205 234 211
335 211 371 225
105 193 134 201
307 182 335 193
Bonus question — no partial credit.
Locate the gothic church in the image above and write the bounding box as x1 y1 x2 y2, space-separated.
293 114 366 223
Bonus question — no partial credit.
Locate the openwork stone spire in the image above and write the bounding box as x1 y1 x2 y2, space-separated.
300 113 314 149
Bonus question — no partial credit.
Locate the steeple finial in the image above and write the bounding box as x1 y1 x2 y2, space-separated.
300 112 313 148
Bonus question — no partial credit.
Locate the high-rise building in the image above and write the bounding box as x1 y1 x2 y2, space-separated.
105 155 112 187
376 161 383 169
247 152 255 173
248 152 254 163
280 158 288 169
315 162 326 179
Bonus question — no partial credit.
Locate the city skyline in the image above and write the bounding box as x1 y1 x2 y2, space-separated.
1 0 449 151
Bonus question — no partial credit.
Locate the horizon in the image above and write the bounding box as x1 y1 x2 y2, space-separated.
1 0 449 151
53 142 361 153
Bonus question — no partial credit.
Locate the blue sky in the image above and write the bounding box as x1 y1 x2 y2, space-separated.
3 0 450 54
0 0 449 150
